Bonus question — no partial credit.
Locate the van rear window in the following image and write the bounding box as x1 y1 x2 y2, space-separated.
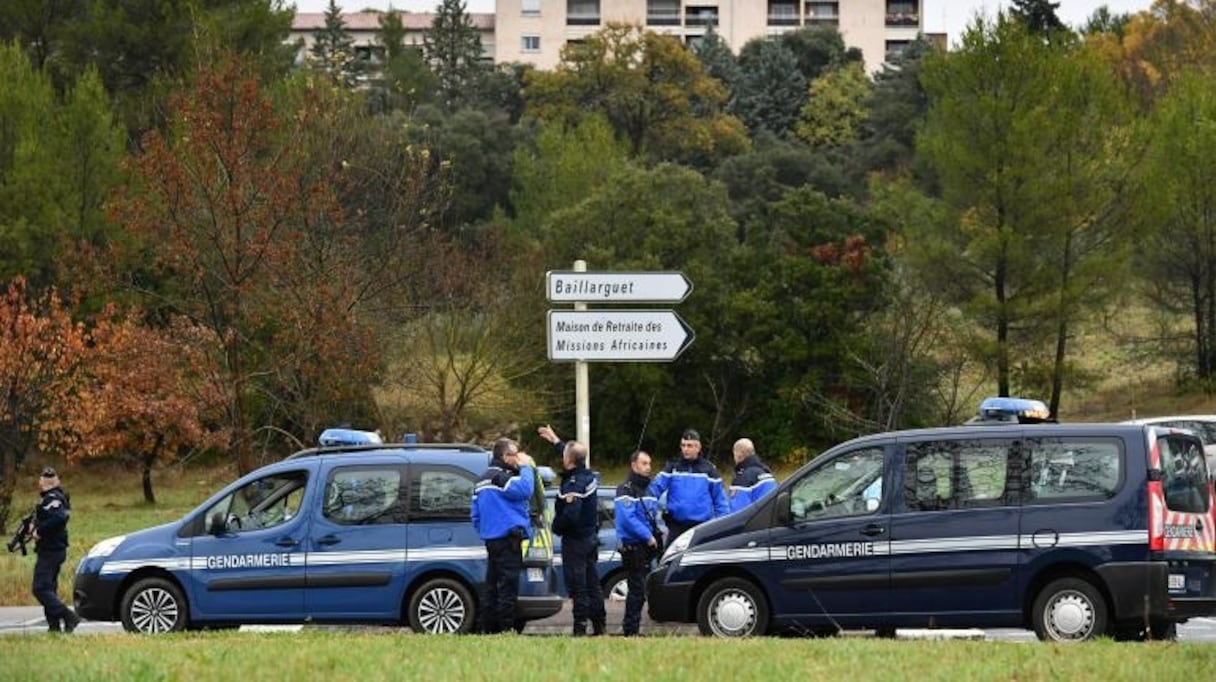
1027 439 1121 503
1158 434 1210 514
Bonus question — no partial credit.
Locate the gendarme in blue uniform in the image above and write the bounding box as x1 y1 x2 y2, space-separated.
649 455 728 541
471 451 534 633
615 471 661 636
729 454 777 513
552 447 605 636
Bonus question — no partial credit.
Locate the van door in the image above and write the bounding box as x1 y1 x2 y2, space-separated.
887 437 1022 625
763 446 890 627
305 462 409 619
187 470 310 620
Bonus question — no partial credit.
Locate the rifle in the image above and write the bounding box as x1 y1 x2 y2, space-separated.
5 505 36 556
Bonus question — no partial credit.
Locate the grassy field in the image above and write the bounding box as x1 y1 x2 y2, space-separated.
1 632 1215 681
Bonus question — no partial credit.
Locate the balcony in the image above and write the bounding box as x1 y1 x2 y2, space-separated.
768 2 799 26
806 2 839 24
886 1 919 26
685 7 719 28
886 12 919 27
567 0 600 25
647 1 680 26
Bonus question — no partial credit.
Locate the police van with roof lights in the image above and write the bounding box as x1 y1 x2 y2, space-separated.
73 431 562 633
646 421 1216 641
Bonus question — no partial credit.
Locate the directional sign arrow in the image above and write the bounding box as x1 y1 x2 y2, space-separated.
547 310 695 362
546 271 693 303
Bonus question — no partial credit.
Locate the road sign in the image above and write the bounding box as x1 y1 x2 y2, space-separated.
547 310 694 362
546 271 692 303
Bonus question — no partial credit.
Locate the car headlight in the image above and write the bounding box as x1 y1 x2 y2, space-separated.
660 529 694 565
86 535 126 559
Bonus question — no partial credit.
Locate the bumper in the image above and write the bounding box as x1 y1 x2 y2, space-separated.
517 595 564 621
73 571 121 621
646 567 695 623
1100 561 1216 621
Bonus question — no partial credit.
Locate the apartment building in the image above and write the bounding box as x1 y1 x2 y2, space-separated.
290 11 496 66
495 0 924 75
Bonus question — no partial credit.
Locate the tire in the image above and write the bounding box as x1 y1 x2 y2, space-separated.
408 578 475 634
1115 619 1179 642
120 577 188 634
603 571 628 602
696 577 769 638
1031 577 1109 642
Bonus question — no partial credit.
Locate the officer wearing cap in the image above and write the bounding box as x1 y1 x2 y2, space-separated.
471 439 535 634
31 467 80 633
648 429 729 543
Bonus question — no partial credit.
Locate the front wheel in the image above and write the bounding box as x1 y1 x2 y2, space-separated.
408 578 475 634
1032 577 1109 642
696 577 769 637
120 577 188 634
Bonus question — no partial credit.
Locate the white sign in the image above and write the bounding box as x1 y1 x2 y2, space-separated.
546 271 692 303
547 310 694 362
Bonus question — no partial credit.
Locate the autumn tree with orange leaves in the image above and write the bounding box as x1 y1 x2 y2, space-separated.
108 55 448 471
0 278 88 531
71 312 229 504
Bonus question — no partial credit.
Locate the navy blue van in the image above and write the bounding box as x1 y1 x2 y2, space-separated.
73 440 562 633
647 423 1216 641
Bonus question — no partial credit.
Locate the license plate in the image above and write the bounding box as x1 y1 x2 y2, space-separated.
526 568 544 582
1168 573 1186 591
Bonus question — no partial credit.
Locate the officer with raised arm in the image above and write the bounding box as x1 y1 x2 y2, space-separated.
728 438 777 513
471 439 535 634
648 429 729 544
615 450 661 636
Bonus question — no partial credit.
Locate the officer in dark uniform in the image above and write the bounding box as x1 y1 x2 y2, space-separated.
471 439 536 634
31 467 80 633
648 429 729 543
615 450 661 636
538 425 606 636
728 438 777 513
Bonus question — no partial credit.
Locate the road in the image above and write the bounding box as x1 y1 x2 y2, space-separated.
3 604 1216 641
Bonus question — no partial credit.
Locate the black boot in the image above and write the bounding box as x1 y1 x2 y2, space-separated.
63 610 81 634
47 619 61 634
572 622 587 637
591 620 606 637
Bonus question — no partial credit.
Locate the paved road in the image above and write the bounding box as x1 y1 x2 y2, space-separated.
3 604 1215 641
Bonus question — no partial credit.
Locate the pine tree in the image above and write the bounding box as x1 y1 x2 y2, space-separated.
693 26 740 106
1010 0 1067 36
423 0 486 111
309 0 361 88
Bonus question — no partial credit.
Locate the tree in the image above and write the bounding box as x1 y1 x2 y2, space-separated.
423 0 487 111
733 38 807 137
1011 0 1068 35
778 25 861 82
795 61 872 149
0 278 88 531
525 24 749 167
309 0 362 88
916 13 1128 401
853 39 932 177
72 312 227 504
371 9 437 112
692 26 740 103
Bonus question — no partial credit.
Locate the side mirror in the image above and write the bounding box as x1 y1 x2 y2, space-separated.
208 512 227 535
775 491 792 526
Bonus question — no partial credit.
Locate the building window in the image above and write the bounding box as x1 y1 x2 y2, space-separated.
522 0 541 16
522 35 541 52
806 1 839 24
885 39 911 63
886 1 919 27
685 5 719 27
768 1 799 26
647 0 680 25
567 0 600 25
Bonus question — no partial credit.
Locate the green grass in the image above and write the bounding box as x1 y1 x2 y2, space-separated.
0 632 1213 681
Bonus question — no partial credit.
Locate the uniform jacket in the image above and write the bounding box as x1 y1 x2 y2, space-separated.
648 456 729 524
34 486 71 552
471 459 535 541
729 455 777 513
553 465 599 540
615 473 660 547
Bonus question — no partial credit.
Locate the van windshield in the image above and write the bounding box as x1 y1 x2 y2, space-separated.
1158 433 1211 514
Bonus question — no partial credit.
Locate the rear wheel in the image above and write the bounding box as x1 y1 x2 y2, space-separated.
120 577 188 634
603 571 628 602
408 578 475 634
1032 577 1109 642
696 578 769 637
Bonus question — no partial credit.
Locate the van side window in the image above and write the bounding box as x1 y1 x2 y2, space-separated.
904 440 1013 511
1158 434 1210 513
1025 438 1121 503
323 466 407 525
410 466 476 519
199 470 309 535
788 447 884 522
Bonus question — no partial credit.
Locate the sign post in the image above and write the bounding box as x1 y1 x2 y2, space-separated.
547 265 695 467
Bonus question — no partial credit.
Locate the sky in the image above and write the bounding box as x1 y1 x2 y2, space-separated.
291 1 1158 46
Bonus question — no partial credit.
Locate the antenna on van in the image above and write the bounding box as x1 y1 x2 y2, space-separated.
635 393 656 454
